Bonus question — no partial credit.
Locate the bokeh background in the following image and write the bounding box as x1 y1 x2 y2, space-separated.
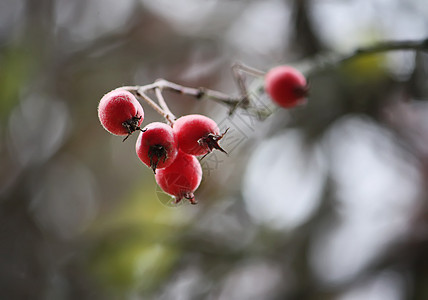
1 0 428 299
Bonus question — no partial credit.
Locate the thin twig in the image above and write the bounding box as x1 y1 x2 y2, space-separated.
135 79 242 110
155 87 176 125
231 62 267 114
120 86 168 120
231 63 249 98
156 79 241 106
232 62 266 77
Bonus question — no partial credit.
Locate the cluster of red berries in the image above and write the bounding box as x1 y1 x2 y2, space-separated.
97 65 307 204
98 89 227 205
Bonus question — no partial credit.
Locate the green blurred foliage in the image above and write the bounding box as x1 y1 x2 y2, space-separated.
0 45 37 120
87 182 185 294
341 54 387 83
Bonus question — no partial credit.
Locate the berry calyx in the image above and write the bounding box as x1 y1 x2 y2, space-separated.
155 151 202 204
173 114 228 156
264 65 308 108
98 89 144 140
136 122 178 173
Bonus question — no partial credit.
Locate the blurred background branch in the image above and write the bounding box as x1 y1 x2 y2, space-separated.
340 38 428 63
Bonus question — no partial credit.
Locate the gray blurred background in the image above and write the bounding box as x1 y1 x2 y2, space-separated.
1 0 428 299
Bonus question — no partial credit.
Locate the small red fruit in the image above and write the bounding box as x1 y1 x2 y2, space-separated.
136 122 178 173
264 65 308 108
98 89 144 140
155 151 202 204
173 114 227 156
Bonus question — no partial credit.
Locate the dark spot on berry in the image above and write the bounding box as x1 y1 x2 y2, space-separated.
148 144 168 173
294 84 309 98
177 193 197 205
185 194 197 205
198 128 229 159
122 114 143 142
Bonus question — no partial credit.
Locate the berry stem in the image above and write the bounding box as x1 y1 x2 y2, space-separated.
230 62 266 114
155 87 176 125
120 86 174 123
232 62 266 77
134 91 167 119
231 63 249 108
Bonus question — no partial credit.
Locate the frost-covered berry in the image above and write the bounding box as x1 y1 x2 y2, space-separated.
98 89 144 140
155 150 202 204
173 114 227 156
136 122 178 173
265 65 308 108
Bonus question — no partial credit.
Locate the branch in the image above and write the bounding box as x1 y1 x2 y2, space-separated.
118 38 428 122
152 79 241 107
340 38 428 63
121 79 243 119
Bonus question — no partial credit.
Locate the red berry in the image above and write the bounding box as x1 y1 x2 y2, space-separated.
136 122 178 173
173 114 228 156
155 151 202 204
264 65 308 108
98 89 144 139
